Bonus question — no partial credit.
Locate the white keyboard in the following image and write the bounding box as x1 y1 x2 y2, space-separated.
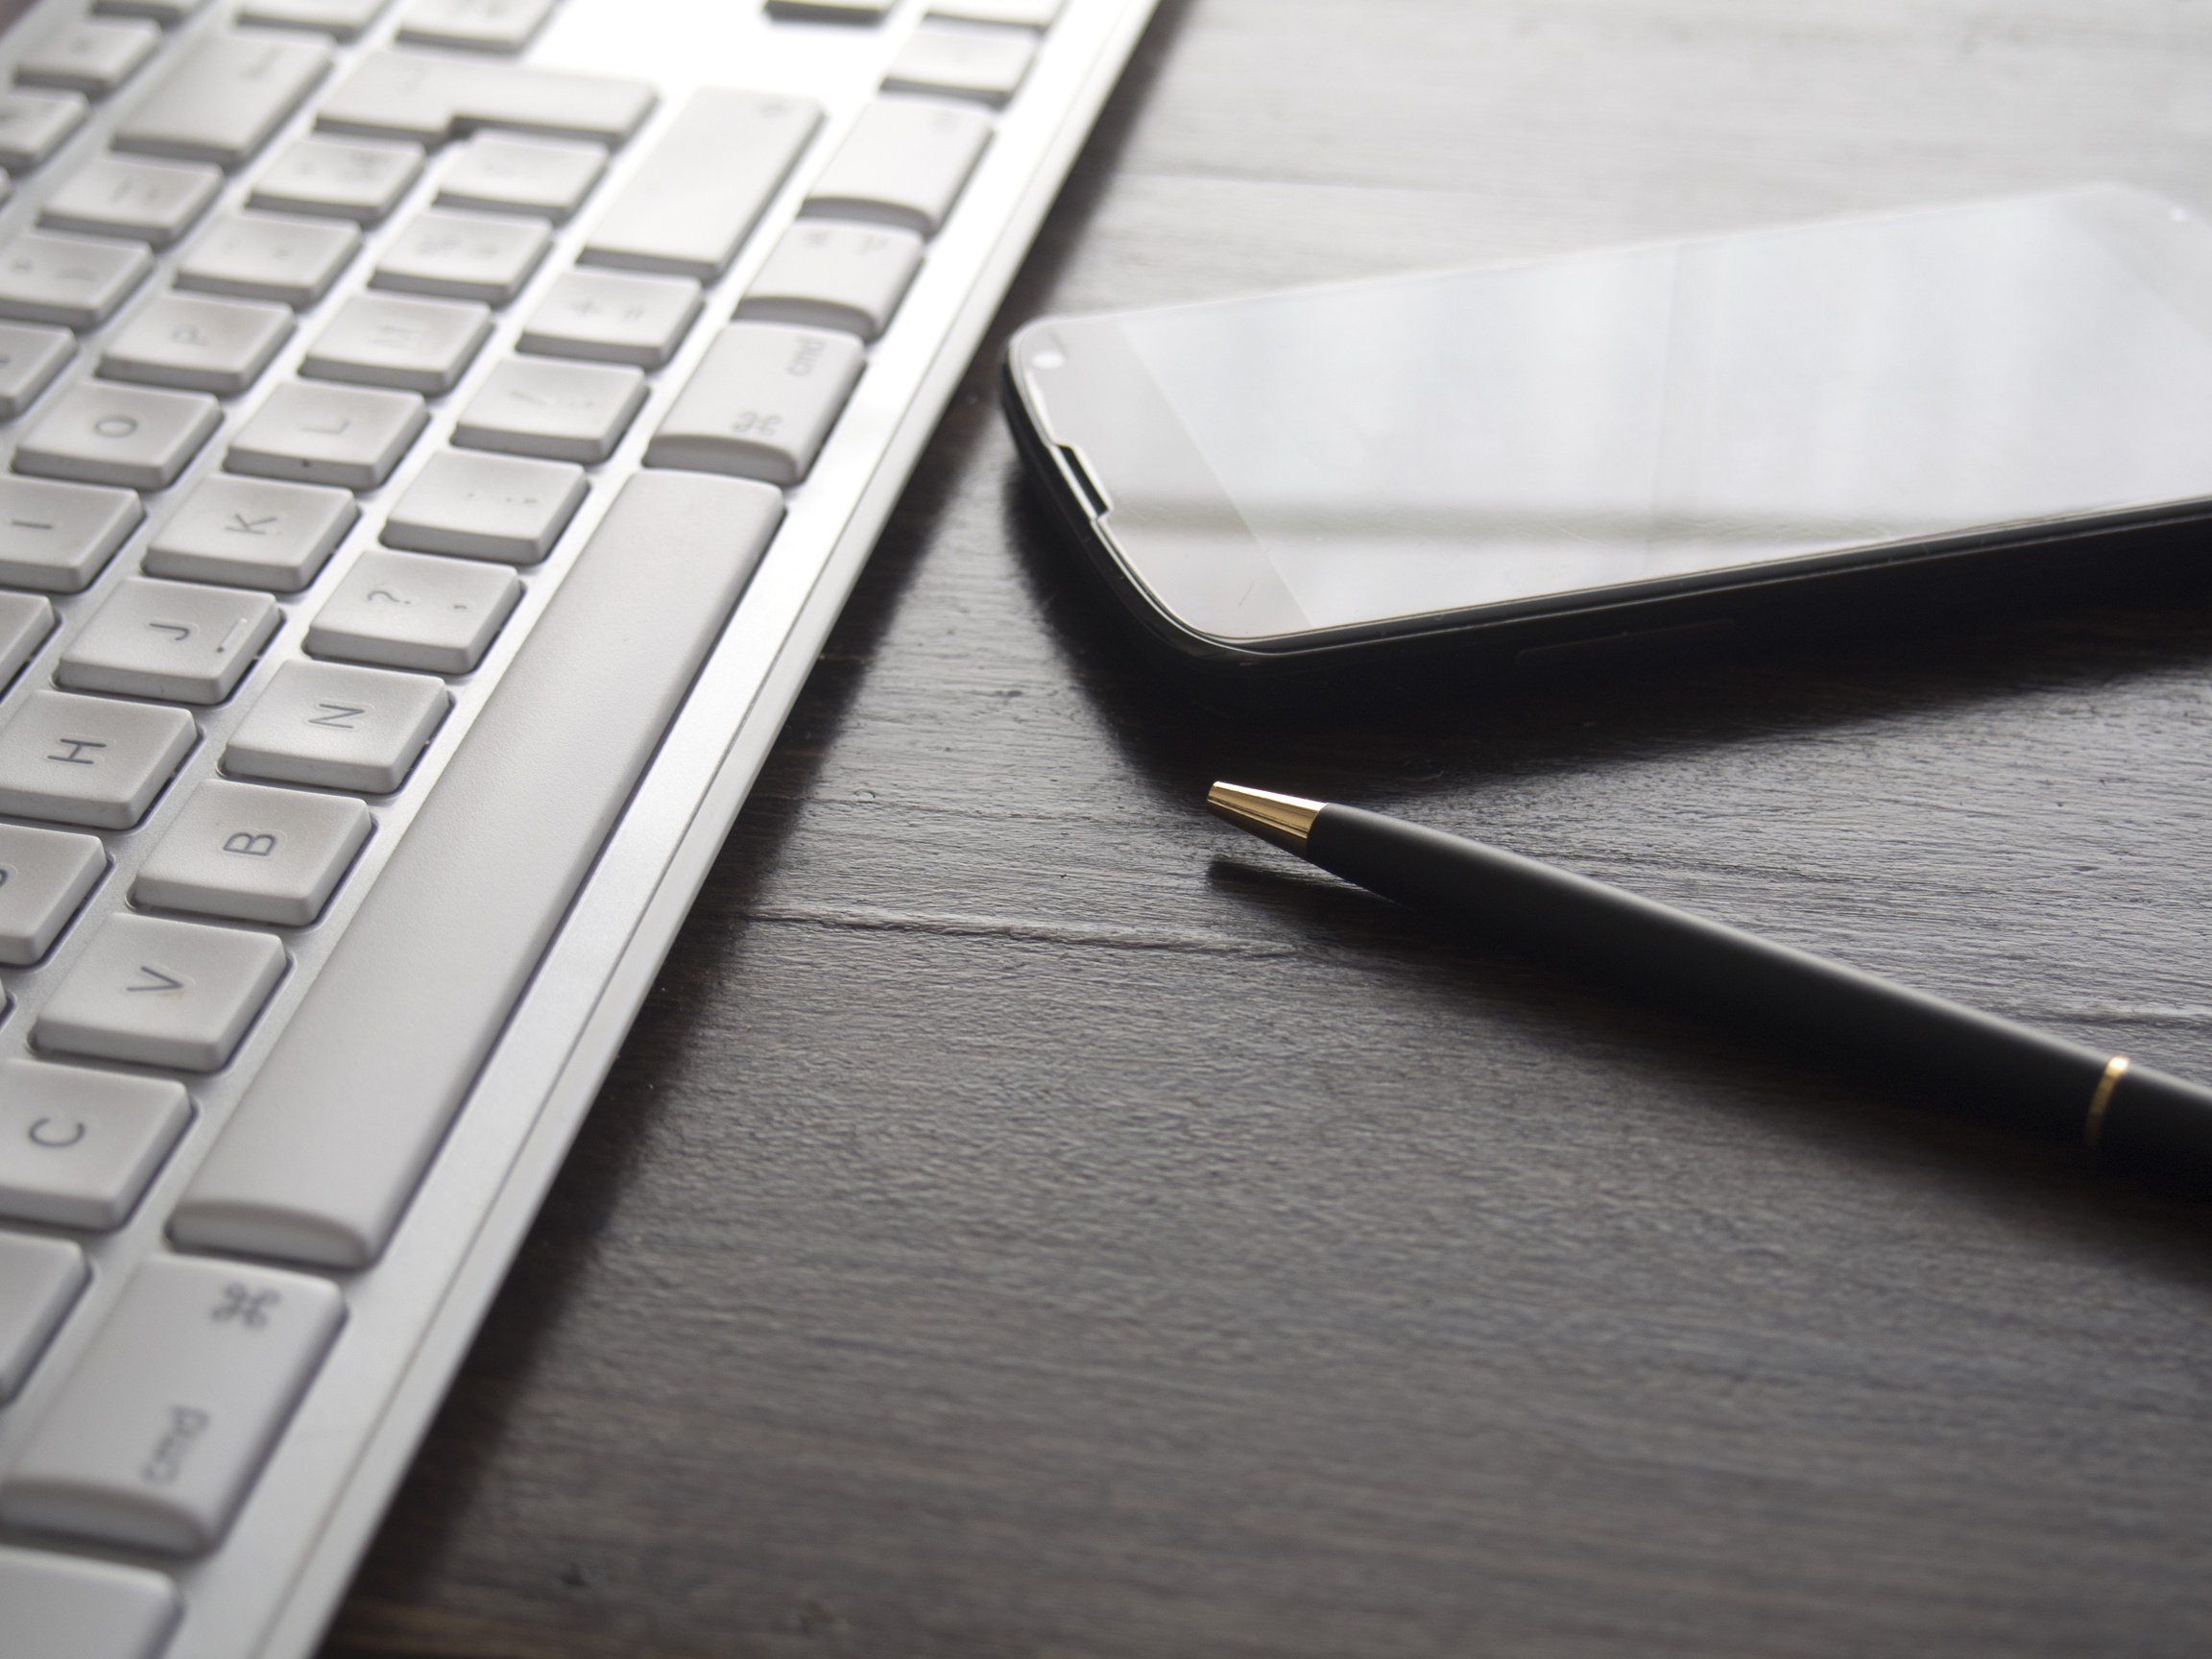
0 0 1159 1649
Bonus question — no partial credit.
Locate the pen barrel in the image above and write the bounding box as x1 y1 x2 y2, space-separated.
1307 806 2178 1146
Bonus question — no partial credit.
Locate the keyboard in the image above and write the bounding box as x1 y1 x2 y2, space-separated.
0 0 1160 1649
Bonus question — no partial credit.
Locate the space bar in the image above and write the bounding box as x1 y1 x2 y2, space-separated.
171 472 784 1269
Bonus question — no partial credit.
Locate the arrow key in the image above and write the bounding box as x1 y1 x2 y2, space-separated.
58 577 279 705
36 911 285 1070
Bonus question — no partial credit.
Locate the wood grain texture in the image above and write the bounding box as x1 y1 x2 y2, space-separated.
326 2 2212 1655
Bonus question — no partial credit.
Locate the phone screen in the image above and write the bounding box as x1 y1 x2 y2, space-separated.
1027 187 2212 642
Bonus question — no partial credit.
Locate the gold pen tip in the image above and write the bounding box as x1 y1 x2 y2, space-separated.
1207 782 1325 854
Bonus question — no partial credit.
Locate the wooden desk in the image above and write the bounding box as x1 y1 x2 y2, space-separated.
327 2 2212 1653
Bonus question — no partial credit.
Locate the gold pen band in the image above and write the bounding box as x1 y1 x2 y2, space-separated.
1207 782 1324 854
2084 1054 2130 1151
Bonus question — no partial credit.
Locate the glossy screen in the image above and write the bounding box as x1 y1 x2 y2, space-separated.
1106 188 2212 637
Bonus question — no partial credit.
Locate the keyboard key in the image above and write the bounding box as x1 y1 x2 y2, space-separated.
0 476 142 592
97 292 293 395
146 474 356 589
0 690 195 829
36 912 286 1070
454 355 644 462
57 578 280 704
804 96 991 235
0 1234 84 1399
646 322 864 485
237 0 391 39
174 471 782 1268
383 447 585 563
302 291 490 393
134 778 371 925
579 87 820 282
929 0 1063 22
113 33 330 169
0 1543 180 1659
38 155 221 246
226 659 447 791
0 89 87 173
0 1058 189 1229
397 0 555 53
737 220 923 341
517 268 699 366
176 210 358 307
0 1254 342 1553
0 824 105 965
306 547 518 672
373 207 547 303
0 231 150 328
250 135 423 224
227 380 426 489
16 382 220 490
316 50 656 148
0 592 55 687
436 132 604 220
0 323 73 417
93 0 211 23
16 18 162 97
766 0 892 16
884 19 1036 106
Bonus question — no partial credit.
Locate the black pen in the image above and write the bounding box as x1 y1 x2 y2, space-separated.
1208 782 2212 1188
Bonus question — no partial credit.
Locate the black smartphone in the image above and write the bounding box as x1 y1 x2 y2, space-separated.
1004 184 2212 678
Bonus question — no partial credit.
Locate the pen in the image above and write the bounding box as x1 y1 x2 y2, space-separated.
1207 782 2212 1188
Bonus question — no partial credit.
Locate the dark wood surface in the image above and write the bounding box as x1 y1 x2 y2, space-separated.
327 3 2212 1654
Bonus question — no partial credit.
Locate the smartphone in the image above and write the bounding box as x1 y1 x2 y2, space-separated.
1004 184 2212 677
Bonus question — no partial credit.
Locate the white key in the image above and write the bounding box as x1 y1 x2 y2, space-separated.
765 0 891 16
0 823 105 965
15 382 220 490
227 380 426 489
315 50 656 147
0 1545 180 1659
98 292 292 395
0 1059 189 1230
175 210 358 307
646 323 864 485
249 135 422 224
307 547 518 672
146 475 356 589
0 691 195 829
174 473 782 1268
579 88 820 282
517 268 698 367
397 0 555 52
36 913 285 1070
134 778 371 925
373 207 547 304
113 34 329 169
226 659 447 792
455 355 643 463
436 132 603 221
94 0 211 23
17 18 162 97
302 291 490 393
0 591 56 687
883 19 1036 107
0 323 73 417
0 1235 84 1399
38 155 220 246
804 96 992 235
238 0 391 40
929 0 1063 22
0 477 142 592
0 1254 342 1554
0 89 87 173
383 447 584 563
0 231 150 328
737 220 923 341
58 579 280 705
